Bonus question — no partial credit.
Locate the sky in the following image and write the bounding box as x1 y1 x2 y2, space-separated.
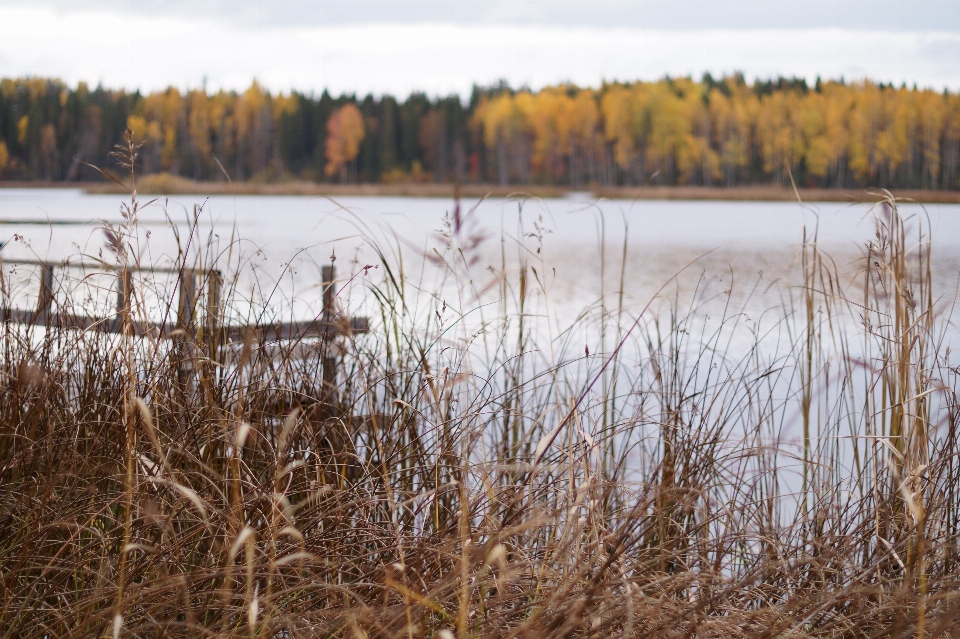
1 0 958 97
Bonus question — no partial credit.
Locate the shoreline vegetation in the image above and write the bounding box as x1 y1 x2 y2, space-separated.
0 135 958 638
3 177 960 202
2 75 960 195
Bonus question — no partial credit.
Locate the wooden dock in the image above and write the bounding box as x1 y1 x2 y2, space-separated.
0 259 368 361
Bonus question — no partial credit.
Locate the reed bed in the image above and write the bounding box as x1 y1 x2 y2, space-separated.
1 138 959 638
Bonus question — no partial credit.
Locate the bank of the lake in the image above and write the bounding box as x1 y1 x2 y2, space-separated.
3 177 959 203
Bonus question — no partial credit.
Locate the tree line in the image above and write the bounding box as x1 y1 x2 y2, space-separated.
1 74 959 189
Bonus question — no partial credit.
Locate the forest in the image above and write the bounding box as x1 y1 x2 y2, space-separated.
1 74 959 190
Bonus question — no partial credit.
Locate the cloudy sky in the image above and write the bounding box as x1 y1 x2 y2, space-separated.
1 0 958 96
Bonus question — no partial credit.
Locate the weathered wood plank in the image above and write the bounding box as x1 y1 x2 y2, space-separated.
0 261 368 345
0 309 367 341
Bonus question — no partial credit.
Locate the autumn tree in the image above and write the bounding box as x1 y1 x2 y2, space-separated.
1 75 959 189
324 103 365 182
601 83 649 184
474 92 535 185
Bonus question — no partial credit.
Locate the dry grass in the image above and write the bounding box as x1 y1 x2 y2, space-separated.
1 139 959 638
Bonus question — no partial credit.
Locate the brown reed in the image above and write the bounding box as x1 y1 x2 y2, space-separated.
0 145 958 638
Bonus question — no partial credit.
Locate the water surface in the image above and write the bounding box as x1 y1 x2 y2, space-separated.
1 188 957 342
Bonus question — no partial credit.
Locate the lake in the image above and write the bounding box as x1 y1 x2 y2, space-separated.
3 187 958 488
0 188 958 353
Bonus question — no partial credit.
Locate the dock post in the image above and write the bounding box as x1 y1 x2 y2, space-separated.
178 269 197 330
205 269 223 388
321 264 338 419
176 269 198 388
206 270 222 355
35 263 54 325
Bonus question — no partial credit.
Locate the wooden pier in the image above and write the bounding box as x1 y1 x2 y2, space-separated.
0 259 368 363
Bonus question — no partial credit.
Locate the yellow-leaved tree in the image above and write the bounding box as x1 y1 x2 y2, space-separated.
601 83 650 184
325 104 365 182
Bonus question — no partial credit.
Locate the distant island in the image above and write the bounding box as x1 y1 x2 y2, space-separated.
1 75 958 196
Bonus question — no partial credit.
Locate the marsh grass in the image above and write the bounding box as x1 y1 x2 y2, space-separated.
0 139 958 639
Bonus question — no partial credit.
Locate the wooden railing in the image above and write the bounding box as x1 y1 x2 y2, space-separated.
0 260 368 363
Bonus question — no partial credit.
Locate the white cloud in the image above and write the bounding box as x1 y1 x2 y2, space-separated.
5 0 960 32
1 6 957 96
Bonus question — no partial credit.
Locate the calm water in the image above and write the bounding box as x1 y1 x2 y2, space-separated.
3 188 957 480
4 188 959 254
0 188 958 346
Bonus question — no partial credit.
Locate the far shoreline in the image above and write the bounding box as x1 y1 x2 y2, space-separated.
2 179 958 204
